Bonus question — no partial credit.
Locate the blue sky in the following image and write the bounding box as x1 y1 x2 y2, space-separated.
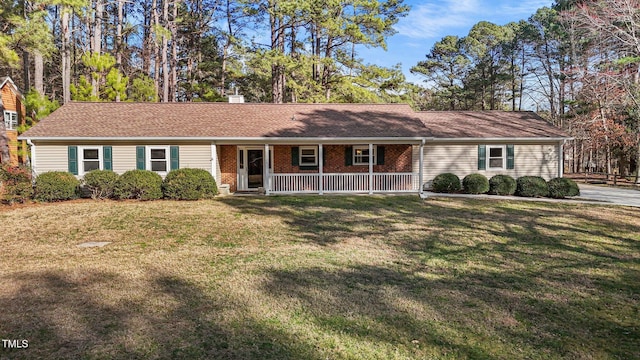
360 0 555 85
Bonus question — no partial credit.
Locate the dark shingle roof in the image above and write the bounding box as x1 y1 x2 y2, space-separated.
21 102 569 140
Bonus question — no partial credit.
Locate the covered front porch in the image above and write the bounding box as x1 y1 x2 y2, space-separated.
213 141 426 195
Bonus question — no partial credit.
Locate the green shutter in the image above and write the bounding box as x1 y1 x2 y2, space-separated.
345 146 353 166
170 146 179 170
322 147 326 166
478 145 486 170
291 147 299 166
136 146 146 170
103 146 112 171
68 146 78 175
376 146 385 165
506 144 515 170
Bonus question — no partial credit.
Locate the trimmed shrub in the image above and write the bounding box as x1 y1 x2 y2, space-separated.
83 170 119 200
516 176 549 197
162 168 218 200
547 177 580 199
463 173 489 194
488 174 517 196
0 164 33 204
114 170 162 200
431 173 461 193
34 171 80 202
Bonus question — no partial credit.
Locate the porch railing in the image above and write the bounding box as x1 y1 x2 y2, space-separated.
269 173 420 194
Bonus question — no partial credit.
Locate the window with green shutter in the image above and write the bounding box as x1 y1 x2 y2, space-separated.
136 146 146 170
68 146 78 175
477 145 486 170
170 146 179 170
103 146 112 171
506 144 515 169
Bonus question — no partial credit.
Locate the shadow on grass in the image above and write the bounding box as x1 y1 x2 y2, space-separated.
220 195 640 358
0 269 323 360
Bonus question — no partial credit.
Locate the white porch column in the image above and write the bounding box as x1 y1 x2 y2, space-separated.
28 140 37 176
558 140 564 178
264 143 270 195
211 143 220 184
369 143 374 195
419 139 425 195
319 143 324 195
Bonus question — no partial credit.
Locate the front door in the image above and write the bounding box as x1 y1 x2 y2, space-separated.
247 149 264 189
237 147 264 191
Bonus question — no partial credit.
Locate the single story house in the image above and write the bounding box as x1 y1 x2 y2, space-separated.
19 102 569 195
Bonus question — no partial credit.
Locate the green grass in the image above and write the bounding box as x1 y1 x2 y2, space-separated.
0 196 639 359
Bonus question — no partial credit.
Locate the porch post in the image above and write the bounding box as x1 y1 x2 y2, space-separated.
264 143 270 195
211 143 220 184
319 143 324 195
419 139 425 195
558 140 564 178
369 143 374 195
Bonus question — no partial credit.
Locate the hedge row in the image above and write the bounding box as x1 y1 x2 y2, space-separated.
0 167 218 203
430 173 580 199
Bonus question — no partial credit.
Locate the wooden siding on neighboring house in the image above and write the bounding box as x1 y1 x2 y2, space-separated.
421 142 560 188
2 79 26 165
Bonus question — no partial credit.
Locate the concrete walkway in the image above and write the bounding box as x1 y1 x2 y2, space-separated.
424 184 640 208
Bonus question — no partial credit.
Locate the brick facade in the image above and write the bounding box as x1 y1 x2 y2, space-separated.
273 144 413 174
219 145 238 192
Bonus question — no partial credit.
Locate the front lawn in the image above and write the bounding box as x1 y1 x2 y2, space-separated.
0 196 638 359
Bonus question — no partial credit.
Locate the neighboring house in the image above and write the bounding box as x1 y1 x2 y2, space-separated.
0 77 25 165
19 102 569 195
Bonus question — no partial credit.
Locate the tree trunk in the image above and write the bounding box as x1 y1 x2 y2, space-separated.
34 51 44 95
92 0 103 99
115 0 124 102
162 0 169 102
170 0 179 102
152 0 160 98
61 8 71 104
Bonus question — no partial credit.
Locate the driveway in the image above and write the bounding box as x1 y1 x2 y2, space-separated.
576 184 640 208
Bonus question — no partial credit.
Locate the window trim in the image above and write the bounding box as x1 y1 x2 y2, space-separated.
487 145 506 170
353 145 377 166
298 146 318 166
3 110 18 130
147 146 170 174
78 146 103 176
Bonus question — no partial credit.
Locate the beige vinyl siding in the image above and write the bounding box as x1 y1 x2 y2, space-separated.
112 145 136 174
33 142 214 176
422 142 560 188
33 145 68 174
178 144 212 170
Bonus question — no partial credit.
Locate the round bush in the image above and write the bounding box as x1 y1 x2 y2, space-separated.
488 174 517 196
83 170 119 200
462 173 489 194
114 170 162 200
0 165 34 204
162 168 218 200
34 171 80 202
547 177 580 199
431 173 461 193
516 176 549 197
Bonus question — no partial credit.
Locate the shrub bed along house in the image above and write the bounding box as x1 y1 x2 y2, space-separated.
34 171 80 202
0 164 34 204
547 177 580 198
114 170 163 200
463 173 489 194
431 173 461 193
83 170 119 200
162 168 218 200
488 174 517 196
516 176 549 197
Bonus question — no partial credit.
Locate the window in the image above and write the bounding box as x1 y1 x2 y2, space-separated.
3 111 17 130
77 146 103 175
299 146 318 166
353 145 376 165
488 145 505 169
148 147 169 173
